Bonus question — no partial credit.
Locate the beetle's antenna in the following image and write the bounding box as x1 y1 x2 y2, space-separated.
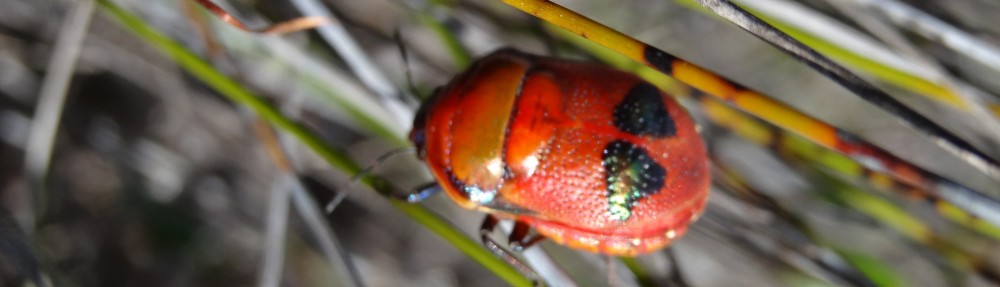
325 147 416 213
393 28 424 104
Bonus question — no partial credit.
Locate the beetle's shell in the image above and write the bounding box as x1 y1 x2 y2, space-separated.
410 49 710 256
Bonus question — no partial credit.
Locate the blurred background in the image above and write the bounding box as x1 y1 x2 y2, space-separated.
3 0 1000 286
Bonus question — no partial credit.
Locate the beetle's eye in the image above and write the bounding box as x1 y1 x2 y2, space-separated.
409 129 427 158
410 130 425 146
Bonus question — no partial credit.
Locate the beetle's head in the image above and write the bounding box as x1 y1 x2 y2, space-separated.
408 86 444 159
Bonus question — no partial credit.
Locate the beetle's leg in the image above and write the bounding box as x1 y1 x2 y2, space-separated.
396 182 441 203
508 220 546 252
605 255 620 287
480 215 542 283
665 248 690 287
330 182 439 213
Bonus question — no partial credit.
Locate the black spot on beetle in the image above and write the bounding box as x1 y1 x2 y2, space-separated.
602 140 667 221
614 82 676 137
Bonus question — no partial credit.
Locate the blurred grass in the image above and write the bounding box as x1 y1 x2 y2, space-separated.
97 0 359 173
5 0 1000 286
676 0 972 110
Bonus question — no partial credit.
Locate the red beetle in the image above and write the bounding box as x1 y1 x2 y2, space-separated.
409 49 710 256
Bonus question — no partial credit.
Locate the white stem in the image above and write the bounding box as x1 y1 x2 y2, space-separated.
259 174 293 287
287 0 414 130
24 0 96 231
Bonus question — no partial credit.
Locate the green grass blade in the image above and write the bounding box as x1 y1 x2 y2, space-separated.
415 12 472 69
836 249 906 287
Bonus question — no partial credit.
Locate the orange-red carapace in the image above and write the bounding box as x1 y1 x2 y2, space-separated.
409 49 710 256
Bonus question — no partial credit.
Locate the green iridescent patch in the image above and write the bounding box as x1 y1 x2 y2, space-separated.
602 140 666 221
